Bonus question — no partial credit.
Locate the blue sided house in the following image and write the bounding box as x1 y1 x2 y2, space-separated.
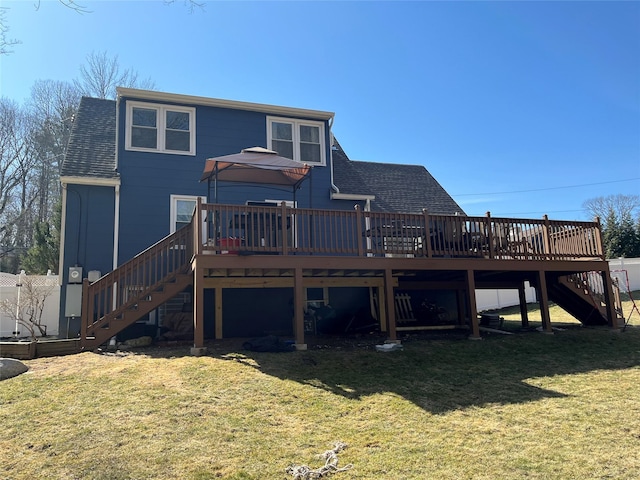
59 88 622 352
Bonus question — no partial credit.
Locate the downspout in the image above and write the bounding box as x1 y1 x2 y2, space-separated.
112 184 120 270
58 183 68 278
328 117 340 195
113 94 121 269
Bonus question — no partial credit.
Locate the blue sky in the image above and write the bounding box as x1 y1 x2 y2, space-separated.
1 0 638 219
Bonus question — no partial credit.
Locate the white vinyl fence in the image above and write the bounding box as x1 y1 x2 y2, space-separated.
476 283 537 312
609 258 640 293
476 258 640 312
0 272 60 338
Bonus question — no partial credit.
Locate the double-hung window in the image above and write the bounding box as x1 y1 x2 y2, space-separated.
126 101 196 155
267 116 325 165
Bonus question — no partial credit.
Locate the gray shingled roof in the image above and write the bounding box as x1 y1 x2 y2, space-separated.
61 97 118 179
332 140 465 215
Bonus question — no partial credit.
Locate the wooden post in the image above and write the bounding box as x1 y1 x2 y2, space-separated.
542 214 552 260
485 212 494 259
518 282 529 328
536 270 553 333
215 287 223 339
594 216 605 260
195 197 202 255
466 270 480 339
601 269 619 329
355 204 364 257
377 285 388 332
384 269 397 341
80 278 90 347
281 202 289 256
423 209 432 258
293 267 306 349
193 265 205 349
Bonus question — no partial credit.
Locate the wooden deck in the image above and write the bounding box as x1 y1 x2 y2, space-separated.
81 201 620 351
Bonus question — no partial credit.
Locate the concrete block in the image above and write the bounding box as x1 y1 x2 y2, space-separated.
190 347 208 356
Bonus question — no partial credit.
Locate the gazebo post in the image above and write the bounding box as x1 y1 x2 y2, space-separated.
214 162 218 204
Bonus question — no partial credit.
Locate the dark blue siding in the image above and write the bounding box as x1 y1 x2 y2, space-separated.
61 185 115 280
59 184 115 336
116 96 343 262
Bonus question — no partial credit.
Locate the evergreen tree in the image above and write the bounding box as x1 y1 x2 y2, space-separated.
602 209 622 258
585 195 640 259
21 201 60 274
618 212 640 257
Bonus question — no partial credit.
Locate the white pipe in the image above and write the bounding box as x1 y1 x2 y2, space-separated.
113 183 120 270
58 183 68 278
14 270 24 337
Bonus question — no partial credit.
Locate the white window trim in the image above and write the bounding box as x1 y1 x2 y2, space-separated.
266 116 326 166
126 101 196 155
170 195 207 242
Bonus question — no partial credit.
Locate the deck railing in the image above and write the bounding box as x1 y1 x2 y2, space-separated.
82 220 194 338
198 203 604 261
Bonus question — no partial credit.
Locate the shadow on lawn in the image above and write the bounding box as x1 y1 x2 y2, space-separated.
207 327 640 414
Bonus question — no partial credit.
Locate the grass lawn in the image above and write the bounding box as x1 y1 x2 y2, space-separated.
2 293 640 479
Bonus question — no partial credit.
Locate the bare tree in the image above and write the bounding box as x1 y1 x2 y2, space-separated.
27 80 81 222
34 0 91 15
0 83 79 271
2 1 203 56
0 98 38 248
582 194 640 227
0 273 56 339
0 7 20 55
164 0 205 13
0 99 22 222
74 50 156 99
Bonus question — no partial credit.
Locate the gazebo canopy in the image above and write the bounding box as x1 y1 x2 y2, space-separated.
200 147 312 187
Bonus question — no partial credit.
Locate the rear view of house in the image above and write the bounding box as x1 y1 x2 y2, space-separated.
58 88 621 351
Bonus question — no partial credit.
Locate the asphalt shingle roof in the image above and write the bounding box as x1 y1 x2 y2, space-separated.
61 97 118 179
332 140 465 215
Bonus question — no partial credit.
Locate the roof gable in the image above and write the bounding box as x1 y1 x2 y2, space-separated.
332 140 464 215
61 97 118 179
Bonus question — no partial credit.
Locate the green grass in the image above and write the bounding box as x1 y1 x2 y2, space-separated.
2 293 640 479
492 289 640 332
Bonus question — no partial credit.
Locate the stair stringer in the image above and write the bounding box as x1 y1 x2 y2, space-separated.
83 271 194 349
546 274 612 326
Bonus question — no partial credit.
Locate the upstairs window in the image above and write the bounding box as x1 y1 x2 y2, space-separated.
126 101 196 155
267 116 325 165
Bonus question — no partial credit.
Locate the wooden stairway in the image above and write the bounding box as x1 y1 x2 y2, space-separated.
547 272 623 326
81 223 195 350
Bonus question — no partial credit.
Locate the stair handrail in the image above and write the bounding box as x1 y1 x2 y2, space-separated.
82 221 194 337
566 271 624 321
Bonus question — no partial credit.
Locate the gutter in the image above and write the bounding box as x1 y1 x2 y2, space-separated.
59 176 120 187
116 87 334 121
